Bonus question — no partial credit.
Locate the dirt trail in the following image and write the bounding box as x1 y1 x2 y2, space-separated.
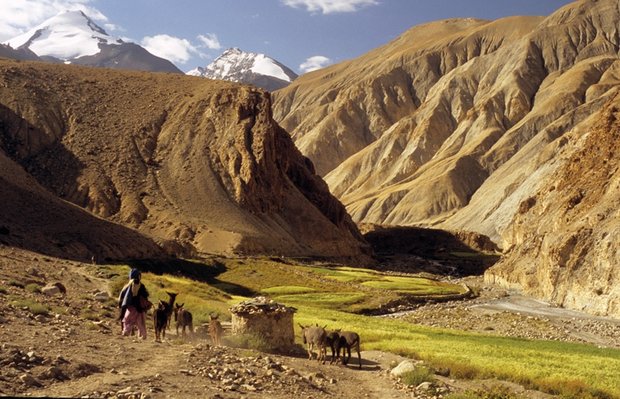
0 247 416 399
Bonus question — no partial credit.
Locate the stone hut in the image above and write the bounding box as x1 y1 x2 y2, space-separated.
230 296 296 351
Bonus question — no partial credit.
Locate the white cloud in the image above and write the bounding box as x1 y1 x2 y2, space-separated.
281 0 378 14
197 33 221 50
104 23 124 34
141 34 200 65
0 0 107 41
300 55 332 73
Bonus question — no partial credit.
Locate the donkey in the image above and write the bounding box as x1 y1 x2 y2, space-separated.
335 331 362 369
299 324 327 363
208 314 224 346
174 303 193 337
153 291 177 342
325 330 341 364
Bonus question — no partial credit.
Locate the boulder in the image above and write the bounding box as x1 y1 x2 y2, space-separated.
390 360 420 378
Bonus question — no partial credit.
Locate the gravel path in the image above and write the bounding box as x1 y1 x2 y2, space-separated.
383 277 620 348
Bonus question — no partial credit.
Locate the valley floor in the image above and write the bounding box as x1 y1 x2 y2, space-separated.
386 276 620 349
0 246 617 398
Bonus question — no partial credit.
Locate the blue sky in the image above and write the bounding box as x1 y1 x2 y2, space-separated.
0 0 575 74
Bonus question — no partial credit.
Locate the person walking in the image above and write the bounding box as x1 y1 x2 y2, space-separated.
118 268 150 339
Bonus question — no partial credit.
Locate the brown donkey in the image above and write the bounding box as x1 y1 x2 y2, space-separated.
208 314 223 346
174 303 193 337
299 324 327 363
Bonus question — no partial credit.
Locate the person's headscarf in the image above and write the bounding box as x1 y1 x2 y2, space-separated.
129 268 141 296
129 268 141 281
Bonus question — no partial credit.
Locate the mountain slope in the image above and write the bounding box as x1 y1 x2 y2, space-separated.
4 10 181 73
0 44 39 61
486 98 620 317
273 0 620 316
0 59 369 263
189 48 297 91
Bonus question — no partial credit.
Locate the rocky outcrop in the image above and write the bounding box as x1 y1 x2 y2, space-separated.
0 59 370 263
486 100 620 317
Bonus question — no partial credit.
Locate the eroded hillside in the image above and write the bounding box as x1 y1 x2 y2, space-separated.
273 0 620 316
0 59 370 262
273 0 618 234
487 99 620 317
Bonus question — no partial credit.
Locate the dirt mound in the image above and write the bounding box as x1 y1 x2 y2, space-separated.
0 59 370 263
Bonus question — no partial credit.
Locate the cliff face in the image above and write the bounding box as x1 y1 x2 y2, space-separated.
487 100 620 317
0 59 369 263
273 0 620 315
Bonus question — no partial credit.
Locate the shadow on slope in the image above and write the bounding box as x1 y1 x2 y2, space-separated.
127 258 257 298
362 224 500 276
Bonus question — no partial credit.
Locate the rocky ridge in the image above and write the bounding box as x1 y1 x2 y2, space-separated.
0 59 369 263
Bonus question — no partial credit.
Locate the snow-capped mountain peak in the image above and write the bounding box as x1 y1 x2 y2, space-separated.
4 10 121 61
188 48 297 91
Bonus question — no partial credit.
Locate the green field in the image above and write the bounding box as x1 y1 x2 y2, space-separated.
105 258 620 398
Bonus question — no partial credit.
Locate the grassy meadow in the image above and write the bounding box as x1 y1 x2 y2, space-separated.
103 257 620 398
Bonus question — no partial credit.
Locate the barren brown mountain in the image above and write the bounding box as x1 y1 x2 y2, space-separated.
0 59 370 263
273 0 620 316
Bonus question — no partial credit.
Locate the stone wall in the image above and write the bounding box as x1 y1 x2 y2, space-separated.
230 297 296 350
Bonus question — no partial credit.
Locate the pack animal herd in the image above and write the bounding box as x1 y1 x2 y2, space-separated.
151 291 222 345
147 292 362 368
299 324 362 368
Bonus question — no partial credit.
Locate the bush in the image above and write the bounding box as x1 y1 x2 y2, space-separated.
446 385 523 399
8 280 24 289
25 283 41 293
10 298 49 315
431 359 480 379
400 366 435 386
225 333 274 353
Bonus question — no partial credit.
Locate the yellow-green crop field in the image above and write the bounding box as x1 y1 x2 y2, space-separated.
105 258 620 398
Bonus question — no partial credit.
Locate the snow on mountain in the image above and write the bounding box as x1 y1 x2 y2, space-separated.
5 10 121 61
3 10 181 74
188 48 297 91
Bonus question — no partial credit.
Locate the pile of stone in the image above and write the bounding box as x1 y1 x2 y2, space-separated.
186 345 330 396
229 296 296 315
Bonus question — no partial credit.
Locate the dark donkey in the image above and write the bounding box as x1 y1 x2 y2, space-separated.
335 331 362 369
325 330 341 364
153 291 177 342
174 303 193 337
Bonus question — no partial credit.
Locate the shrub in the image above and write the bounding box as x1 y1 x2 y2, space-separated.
400 366 435 386
431 359 480 380
25 283 41 293
225 333 274 353
8 280 24 288
29 303 50 316
446 385 523 399
10 298 49 315
81 310 100 321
